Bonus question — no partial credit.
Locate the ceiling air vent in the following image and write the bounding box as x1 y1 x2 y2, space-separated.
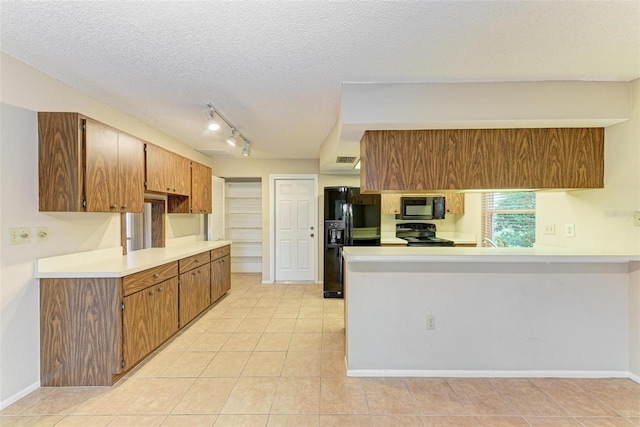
336 156 357 164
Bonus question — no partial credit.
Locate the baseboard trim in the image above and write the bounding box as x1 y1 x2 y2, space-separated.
628 371 640 384
346 368 630 379
0 381 40 410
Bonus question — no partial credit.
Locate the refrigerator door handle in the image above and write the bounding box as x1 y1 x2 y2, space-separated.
345 203 353 245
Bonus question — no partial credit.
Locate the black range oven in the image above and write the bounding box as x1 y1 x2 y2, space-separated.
396 223 454 247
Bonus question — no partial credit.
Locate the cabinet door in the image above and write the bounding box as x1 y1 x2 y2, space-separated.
191 162 212 214
123 286 156 369
445 193 465 214
84 119 119 212
145 144 191 196
381 194 402 215
117 133 145 213
155 277 179 344
179 265 210 327
211 255 231 301
221 255 231 294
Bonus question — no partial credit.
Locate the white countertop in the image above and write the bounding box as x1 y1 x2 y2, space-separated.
343 246 640 264
36 240 232 278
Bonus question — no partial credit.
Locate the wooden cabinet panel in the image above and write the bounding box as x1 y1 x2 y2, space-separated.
123 261 178 296
211 252 231 303
38 112 83 211
145 144 190 196
360 128 604 192
123 285 156 369
117 133 145 213
179 264 211 327
381 194 402 215
154 277 179 348
179 252 210 273
210 245 231 261
191 162 212 214
40 277 121 386
84 119 119 212
123 277 178 369
444 193 464 214
38 112 145 213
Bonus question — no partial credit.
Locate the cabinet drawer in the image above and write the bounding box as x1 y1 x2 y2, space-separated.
123 261 178 296
211 245 231 261
179 251 211 273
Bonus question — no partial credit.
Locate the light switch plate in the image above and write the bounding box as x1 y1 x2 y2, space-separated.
544 224 556 235
8 227 31 245
37 227 49 242
565 223 575 237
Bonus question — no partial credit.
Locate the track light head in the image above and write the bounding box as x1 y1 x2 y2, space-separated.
227 129 238 147
242 140 251 157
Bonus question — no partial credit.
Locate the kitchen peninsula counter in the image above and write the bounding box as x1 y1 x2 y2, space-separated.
342 246 640 380
36 240 232 278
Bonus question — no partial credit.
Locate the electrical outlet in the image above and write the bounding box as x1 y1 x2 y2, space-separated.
544 224 556 235
565 223 575 237
426 315 436 330
8 227 31 245
634 211 640 227
37 227 49 242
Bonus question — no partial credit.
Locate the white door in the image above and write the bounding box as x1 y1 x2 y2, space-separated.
274 179 316 281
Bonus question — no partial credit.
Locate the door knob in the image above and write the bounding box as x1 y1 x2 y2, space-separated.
310 234 315 237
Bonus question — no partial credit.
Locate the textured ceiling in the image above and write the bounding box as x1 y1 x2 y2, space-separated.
1 1 639 160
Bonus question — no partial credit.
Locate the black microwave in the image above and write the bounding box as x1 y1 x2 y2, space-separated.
400 196 446 220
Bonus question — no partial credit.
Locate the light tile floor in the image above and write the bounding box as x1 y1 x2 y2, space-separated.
2 273 640 427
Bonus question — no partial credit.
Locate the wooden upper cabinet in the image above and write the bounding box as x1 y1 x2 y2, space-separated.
444 193 464 214
381 194 402 215
117 133 145 213
145 144 190 196
38 112 145 213
360 128 604 192
191 162 212 214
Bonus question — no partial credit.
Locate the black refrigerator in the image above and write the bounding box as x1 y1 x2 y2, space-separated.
323 187 381 298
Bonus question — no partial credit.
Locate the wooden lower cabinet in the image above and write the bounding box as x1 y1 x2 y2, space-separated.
39 247 230 387
123 277 178 370
211 245 231 303
179 264 211 327
40 277 122 386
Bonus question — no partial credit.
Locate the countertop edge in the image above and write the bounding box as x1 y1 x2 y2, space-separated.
342 247 640 264
36 240 233 278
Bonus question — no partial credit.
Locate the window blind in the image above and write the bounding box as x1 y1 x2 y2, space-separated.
481 192 536 247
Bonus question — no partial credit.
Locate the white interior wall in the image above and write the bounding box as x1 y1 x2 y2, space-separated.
0 56 212 407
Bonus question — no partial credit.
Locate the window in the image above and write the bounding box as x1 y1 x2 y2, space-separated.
481 192 536 247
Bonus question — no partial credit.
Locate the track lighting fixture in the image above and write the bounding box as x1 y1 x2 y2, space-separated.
227 128 238 147
206 103 250 156
206 106 220 131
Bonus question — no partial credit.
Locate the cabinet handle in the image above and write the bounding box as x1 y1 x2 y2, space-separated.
121 204 127 209
167 187 171 191
192 272 197 276
158 287 163 292
173 188 176 192
149 290 155 296
110 204 117 209
154 273 159 279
